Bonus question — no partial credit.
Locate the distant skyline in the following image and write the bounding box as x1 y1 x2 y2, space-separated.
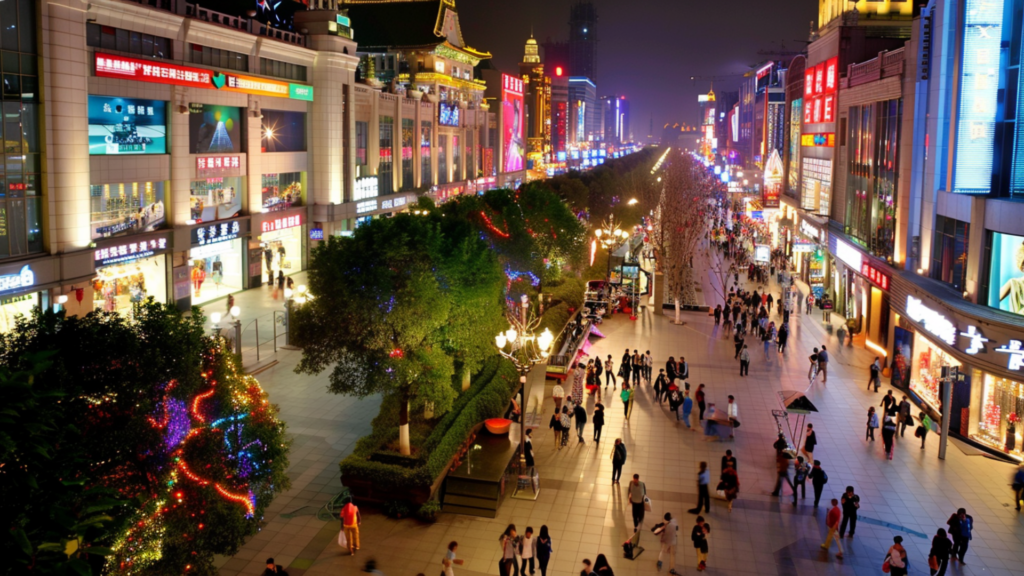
455 0 816 139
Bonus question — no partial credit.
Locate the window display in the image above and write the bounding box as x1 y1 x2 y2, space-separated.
973 372 1024 459
801 157 832 216
89 181 166 239
190 177 242 222
189 239 244 305
258 215 304 286
93 255 167 316
261 173 303 212
0 292 37 334
908 332 960 412
188 104 243 154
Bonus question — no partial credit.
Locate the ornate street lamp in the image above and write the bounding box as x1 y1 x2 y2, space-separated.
594 216 628 281
494 295 554 499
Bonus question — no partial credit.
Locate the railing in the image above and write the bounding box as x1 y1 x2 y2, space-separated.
380 93 399 103
127 0 176 11
184 3 306 47
236 310 288 367
847 47 905 88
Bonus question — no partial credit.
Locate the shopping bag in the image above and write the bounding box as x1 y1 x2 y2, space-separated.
643 495 652 512
337 529 347 549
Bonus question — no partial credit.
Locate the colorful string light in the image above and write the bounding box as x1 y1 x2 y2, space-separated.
479 211 510 238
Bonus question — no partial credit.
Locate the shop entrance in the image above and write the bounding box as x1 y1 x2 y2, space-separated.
259 226 303 286
0 292 38 333
189 239 244 305
93 255 167 316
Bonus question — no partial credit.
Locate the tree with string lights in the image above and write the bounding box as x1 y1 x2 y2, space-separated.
0 303 289 576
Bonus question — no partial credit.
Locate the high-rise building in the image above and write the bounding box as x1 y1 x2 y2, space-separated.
601 95 629 145
519 35 550 164
550 71 569 156
568 77 598 144
568 1 598 81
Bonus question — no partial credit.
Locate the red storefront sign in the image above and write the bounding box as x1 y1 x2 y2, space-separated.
861 262 891 290
261 214 303 234
95 53 212 88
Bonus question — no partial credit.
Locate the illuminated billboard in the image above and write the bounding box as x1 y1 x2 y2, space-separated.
88 96 166 155
501 73 524 172
188 104 243 154
438 102 460 127
953 0 1004 194
802 57 838 129
987 232 1024 316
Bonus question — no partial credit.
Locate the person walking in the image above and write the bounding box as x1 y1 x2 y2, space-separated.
802 423 817 462
771 449 794 499
720 463 739 511
733 332 745 359
441 543 465 576
820 499 844 559
592 555 612 576
620 349 632 387
654 369 668 404
573 402 587 444
691 516 710 571
620 384 633 420
535 526 553 576
524 429 534 467
696 384 707 421
727 396 739 439
898 395 912 437
611 438 627 483
838 486 859 537
720 449 737 473
739 346 750 376
632 350 643 386
886 536 908 576
592 403 605 442
881 390 897 416
929 528 952 576
777 323 788 354
628 474 647 530
678 356 689 382
570 363 585 406
882 414 897 460
808 348 820 382
340 500 361 555
498 525 520 576
644 350 654 382
604 355 616 388
817 345 829 383
947 508 973 564
809 460 828 507
917 411 933 449
689 462 711 514
766 292 774 314
713 304 722 325
1013 464 1024 511
551 381 565 413
868 357 882 392
682 390 694 429
655 512 679 574
549 411 562 448
806 292 814 314
761 329 772 360
519 527 536 576
792 456 809 502
558 407 571 449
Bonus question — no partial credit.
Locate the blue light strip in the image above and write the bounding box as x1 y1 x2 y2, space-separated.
952 0 1005 194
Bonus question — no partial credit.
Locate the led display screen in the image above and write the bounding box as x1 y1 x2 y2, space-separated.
188 103 243 154
261 110 306 153
987 232 1024 316
88 96 166 155
501 73 524 172
438 102 460 127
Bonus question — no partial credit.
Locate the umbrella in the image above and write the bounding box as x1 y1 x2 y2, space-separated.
778 390 819 414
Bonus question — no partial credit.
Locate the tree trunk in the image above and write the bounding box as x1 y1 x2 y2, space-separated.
461 367 471 392
399 396 411 456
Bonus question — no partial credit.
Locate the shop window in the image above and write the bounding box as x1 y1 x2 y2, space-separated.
378 116 393 195
190 238 244 306
452 135 461 182
891 327 961 414
93 255 167 316
261 173 303 212
89 182 166 240
420 122 432 185
86 23 172 60
190 177 242 223
466 130 475 179
355 121 368 178
930 215 969 290
259 57 307 82
188 44 248 72
0 99 40 258
401 118 414 191
845 100 901 261
437 134 448 185
973 372 1024 460
0 291 38 333
261 110 306 153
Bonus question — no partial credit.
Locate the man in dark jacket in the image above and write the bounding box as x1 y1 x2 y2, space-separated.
947 508 973 563
809 460 828 507
612 438 627 483
263 558 287 576
573 403 588 443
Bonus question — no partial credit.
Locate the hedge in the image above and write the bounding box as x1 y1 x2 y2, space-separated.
340 356 518 501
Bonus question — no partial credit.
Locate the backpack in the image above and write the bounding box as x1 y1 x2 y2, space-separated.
820 470 828 484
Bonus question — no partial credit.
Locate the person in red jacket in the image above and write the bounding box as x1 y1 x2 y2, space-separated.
820 498 844 559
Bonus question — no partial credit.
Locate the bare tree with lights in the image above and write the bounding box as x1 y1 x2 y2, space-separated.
660 152 719 324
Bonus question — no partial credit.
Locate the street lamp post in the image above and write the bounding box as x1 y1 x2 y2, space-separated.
494 296 554 499
594 216 628 282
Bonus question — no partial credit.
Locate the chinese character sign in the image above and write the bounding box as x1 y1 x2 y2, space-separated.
953 0 1005 194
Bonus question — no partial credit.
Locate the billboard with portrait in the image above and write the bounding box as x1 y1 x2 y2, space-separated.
261 110 306 153
188 103 243 154
987 232 1024 316
501 73 524 172
88 96 166 155
438 102 460 127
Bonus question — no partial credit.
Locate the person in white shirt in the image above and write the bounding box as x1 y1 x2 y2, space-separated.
519 527 536 575
727 395 739 439
644 351 654 382
442 541 464 576
656 512 679 574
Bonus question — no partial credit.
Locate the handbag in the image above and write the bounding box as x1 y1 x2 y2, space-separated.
928 555 939 570
731 418 741 429
882 557 891 573
716 489 726 498
337 529 348 548
643 495 652 512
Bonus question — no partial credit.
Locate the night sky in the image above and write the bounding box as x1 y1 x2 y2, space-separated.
456 0 817 140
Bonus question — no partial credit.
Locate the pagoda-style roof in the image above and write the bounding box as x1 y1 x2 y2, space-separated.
343 0 491 59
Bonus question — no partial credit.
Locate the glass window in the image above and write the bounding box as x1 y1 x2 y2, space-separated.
89 182 167 240
355 121 368 170
379 116 393 195
85 23 171 60
190 177 242 222
437 134 448 185
261 110 306 153
115 28 129 52
261 172 303 211
420 122 431 186
930 215 970 290
452 135 461 182
401 118 414 190
260 57 307 82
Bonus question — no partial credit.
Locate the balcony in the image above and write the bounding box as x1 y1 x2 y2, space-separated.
847 47 905 88
184 3 306 47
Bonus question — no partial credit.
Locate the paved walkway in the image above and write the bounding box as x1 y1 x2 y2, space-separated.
210 261 1024 576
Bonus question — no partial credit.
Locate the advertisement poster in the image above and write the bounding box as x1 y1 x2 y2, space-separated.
89 182 166 240
88 96 167 155
891 326 914 390
438 102 460 127
501 74 524 173
987 232 1024 316
189 103 243 154
261 110 306 153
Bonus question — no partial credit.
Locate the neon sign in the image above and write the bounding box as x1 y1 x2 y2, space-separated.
95 238 168 267
906 296 957 346
859 262 890 290
801 133 835 147
835 238 863 270
0 265 34 293
261 214 303 233
952 0 1004 193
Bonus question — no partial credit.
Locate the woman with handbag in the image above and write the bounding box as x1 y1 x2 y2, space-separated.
929 528 951 576
884 535 908 576
720 465 739 512
691 516 711 571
